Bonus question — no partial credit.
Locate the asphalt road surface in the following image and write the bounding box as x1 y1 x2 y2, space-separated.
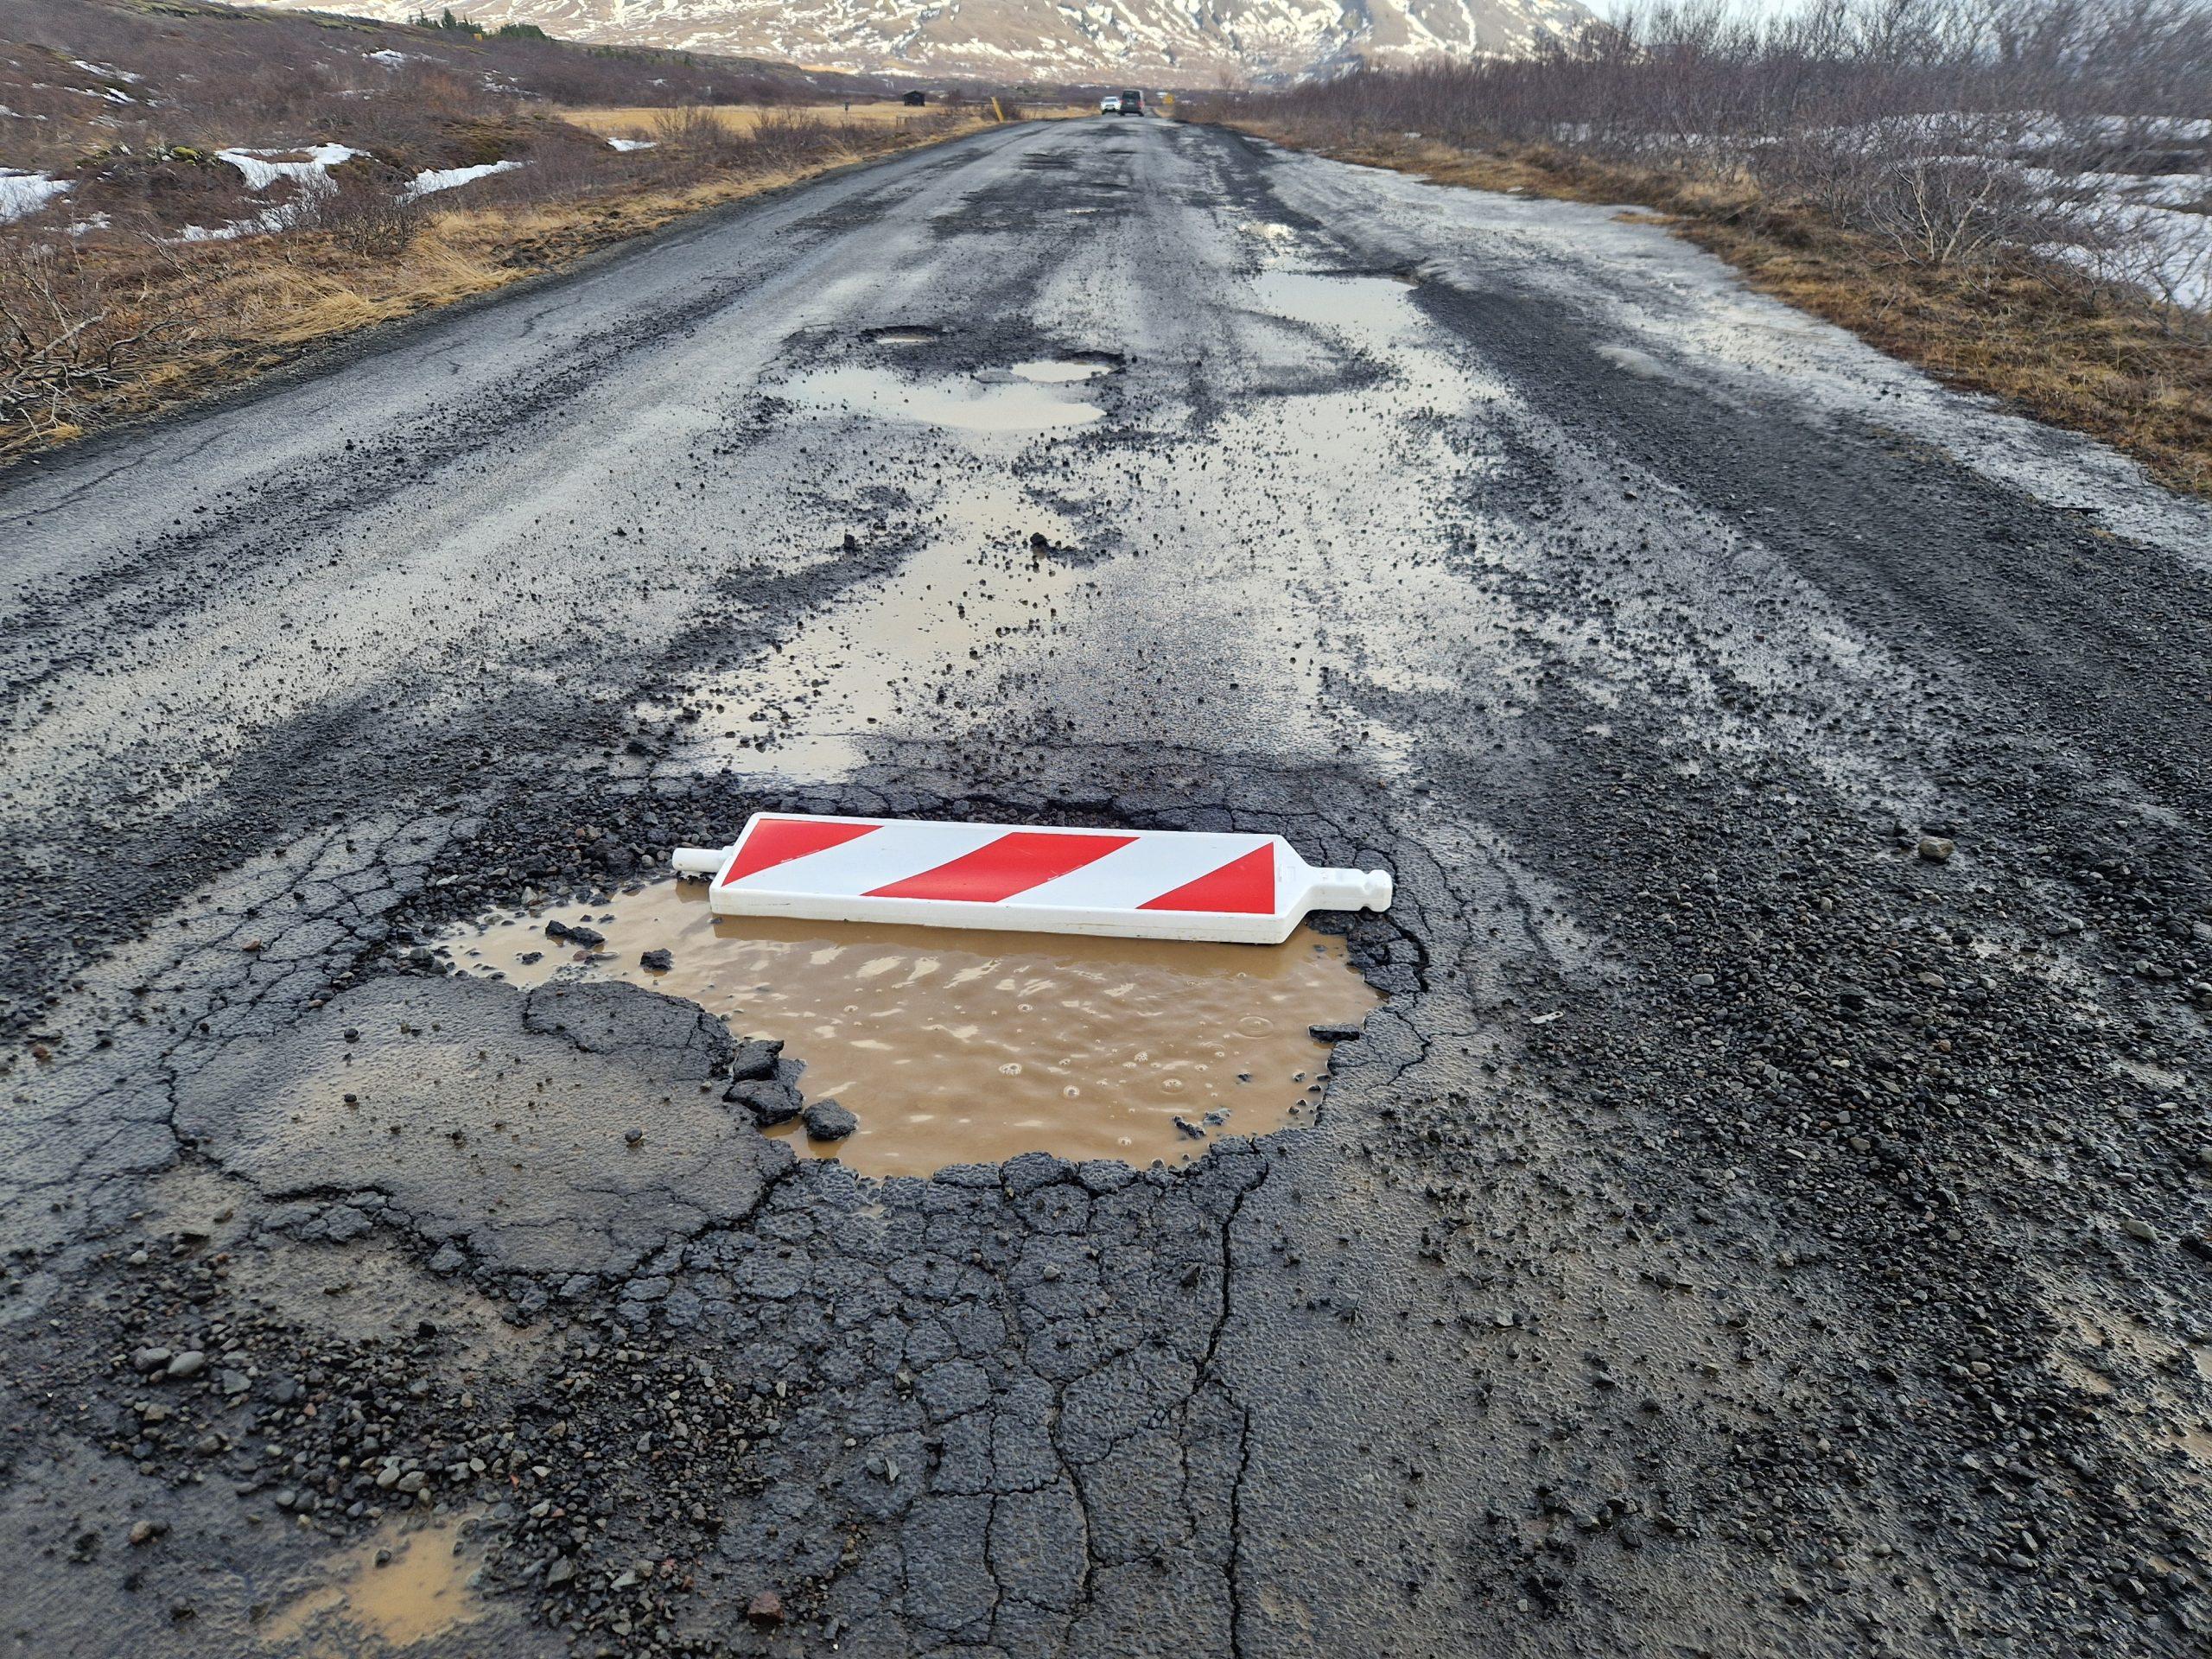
5 116 2212 1658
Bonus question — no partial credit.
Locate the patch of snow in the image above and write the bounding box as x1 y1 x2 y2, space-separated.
367 48 415 64
176 216 275 243
403 159 524 199
2048 207 2212 314
72 59 143 82
607 137 657 151
217 143 363 192
0 169 72 223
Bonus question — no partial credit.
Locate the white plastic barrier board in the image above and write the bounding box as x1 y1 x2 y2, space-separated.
671 813 1392 944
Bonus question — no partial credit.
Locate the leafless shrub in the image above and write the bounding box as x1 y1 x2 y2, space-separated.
0 230 188 441
653 105 741 159
749 110 839 168
1864 154 2056 267
294 176 423 257
1251 0 2212 296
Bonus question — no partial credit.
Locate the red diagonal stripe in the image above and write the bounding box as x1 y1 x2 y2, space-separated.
723 817 880 884
865 830 1135 903
1138 844 1274 914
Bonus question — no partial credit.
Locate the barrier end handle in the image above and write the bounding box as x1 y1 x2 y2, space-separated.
1311 868 1393 913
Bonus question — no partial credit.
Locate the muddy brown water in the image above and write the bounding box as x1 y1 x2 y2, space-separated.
262 1517 483 1653
443 880 1379 1176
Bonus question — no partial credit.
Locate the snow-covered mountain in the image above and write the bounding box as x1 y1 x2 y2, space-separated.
238 0 1593 86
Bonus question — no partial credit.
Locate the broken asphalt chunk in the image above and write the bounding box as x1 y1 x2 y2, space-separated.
729 1037 784 1082
520 982 734 1078
727 1077 802 1127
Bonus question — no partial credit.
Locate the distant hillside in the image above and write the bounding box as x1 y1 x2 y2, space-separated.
224 0 1598 86
3 0 982 460
3 0 882 180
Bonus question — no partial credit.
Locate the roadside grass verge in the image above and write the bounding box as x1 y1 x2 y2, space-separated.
558 101 1028 137
0 117 987 463
560 100 1088 143
1220 122 2212 499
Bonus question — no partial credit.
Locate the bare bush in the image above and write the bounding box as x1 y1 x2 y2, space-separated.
295 177 423 257
653 105 741 159
0 232 188 442
1863 154 2053 268
1249 0 2212 298
750 111 839 168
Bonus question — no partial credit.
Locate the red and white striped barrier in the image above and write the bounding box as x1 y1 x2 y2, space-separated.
671 813 1391 944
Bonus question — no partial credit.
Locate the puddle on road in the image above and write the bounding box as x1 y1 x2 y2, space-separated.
263 1518 484 1654
862 324 941 345
445 880 1379 1176
1008 358 1115 384
781 363 1103 431
656 470 1086 776
1249 269 1417 338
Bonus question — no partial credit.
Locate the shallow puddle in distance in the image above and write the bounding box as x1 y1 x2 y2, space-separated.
1248 269 1416 338
1009 359 1113 384
639 469 1085 777
445 880 1381 1176
863 325 940 344
262 1518 483 1654
781 363 1102 431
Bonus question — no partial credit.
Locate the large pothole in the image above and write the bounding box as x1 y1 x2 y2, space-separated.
779 361 1104 430
440 878 1379 1176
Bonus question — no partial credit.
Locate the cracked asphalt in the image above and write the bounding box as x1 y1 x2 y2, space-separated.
4 115 2212 1657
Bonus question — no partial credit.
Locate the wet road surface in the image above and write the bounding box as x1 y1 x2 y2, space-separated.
5 116 2212 1656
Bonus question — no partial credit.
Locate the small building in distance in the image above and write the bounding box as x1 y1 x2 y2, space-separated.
902 89 927 106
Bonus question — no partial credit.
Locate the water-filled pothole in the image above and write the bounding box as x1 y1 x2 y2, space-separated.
638 477 1084 777
1008 358 1116 384
781 362 1103 430
863 324 941 345
442 880 1380 1176
1249 269 1417 335
264 1516 485 1652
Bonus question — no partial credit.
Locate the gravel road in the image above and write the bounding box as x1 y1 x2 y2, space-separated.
4 115 2212 1658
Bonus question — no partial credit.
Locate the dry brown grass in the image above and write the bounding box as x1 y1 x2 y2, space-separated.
0 121 986 462
558 102 952 136
558 102 1088 140
1229 121 2212 499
